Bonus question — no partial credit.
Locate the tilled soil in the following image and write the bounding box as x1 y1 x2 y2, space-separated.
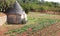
0 22 60 36
40 22 60 36
0 13 60 36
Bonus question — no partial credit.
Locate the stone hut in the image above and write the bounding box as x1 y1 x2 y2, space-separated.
5 1 27 24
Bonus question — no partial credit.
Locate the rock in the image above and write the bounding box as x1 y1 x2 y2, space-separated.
0 12 7 25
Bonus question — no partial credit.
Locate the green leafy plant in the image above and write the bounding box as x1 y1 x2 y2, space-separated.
0 0 16 12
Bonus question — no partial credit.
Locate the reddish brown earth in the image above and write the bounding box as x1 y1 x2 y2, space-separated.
0 25 24 36
0 12 60 36
40 22 60 36
0 22 60 36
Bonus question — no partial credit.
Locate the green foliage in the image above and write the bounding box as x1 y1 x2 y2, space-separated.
30 3 40 11
21 3 30 14
5 0 16 7
18 0 60 12
0 0 16 12
17 0 39 13
0 0 60 12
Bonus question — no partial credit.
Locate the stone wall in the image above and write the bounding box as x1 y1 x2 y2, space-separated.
0 13 7 25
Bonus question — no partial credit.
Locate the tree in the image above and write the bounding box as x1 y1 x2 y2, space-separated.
17 0 39 13
0 0 16 12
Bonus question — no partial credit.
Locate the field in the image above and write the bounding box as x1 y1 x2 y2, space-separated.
0 12 60 36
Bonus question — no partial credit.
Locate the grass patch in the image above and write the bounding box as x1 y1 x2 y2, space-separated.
5 12 60 36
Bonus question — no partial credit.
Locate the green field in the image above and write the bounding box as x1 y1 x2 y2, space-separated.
5 12 60 36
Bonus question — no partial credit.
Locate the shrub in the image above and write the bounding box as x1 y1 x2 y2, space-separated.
20 3 30 14
0 0 16 12
39 6 48 12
